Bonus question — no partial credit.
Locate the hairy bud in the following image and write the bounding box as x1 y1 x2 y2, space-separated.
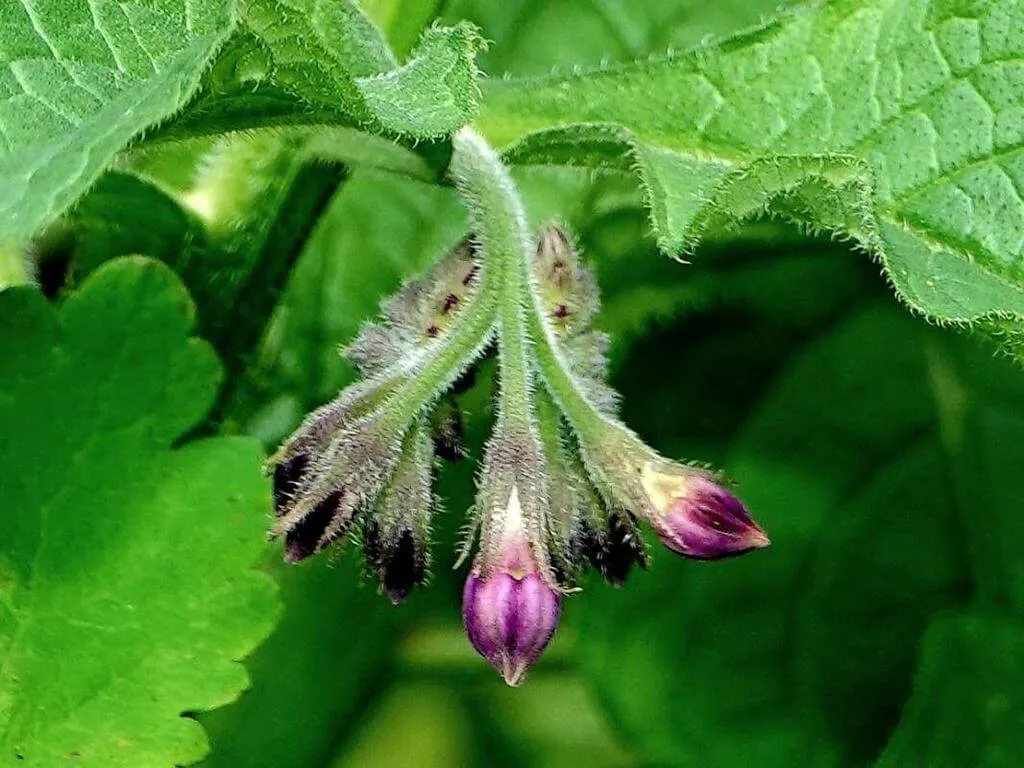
362 423 435 602
270 413 404 563
533 225 598 339
364 522 427 604
582 509 648 586
463 486 561 686
430 396 467 462
345 239 480 375
639 464 770 559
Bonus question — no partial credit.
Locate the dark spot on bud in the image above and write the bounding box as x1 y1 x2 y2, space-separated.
273 454 309 516
584 512 648 586
462 262 480 286
284 490 344 563
553 304 569 320
552 259 566 271
382 530 425 604
442 293 459 313
426 324 439 338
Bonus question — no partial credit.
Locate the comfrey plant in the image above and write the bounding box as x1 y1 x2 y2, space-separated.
268 129 769 685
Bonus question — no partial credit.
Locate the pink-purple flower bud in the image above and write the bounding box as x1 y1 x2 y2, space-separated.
462 488 561 685
462 566 560 686
641 465 770 559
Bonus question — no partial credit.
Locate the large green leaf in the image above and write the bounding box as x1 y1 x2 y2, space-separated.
442 0 780 76
0 258 278 766
477 0 1024 330
0 0 233 241
236 0 483 138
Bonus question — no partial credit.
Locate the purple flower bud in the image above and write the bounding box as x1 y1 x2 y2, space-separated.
462 555 561 686
640 465 769 560
462 485 561 685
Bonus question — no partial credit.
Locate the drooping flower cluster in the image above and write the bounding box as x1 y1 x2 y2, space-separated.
268 128 769 686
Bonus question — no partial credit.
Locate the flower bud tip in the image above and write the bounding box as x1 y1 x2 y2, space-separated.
642 467 769 560
462 559 560 686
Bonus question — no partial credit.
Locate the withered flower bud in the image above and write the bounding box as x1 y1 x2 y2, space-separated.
582 509 648 586
362 422 435 602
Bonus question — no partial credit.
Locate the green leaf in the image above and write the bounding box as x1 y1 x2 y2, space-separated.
0 257 279 766
0 0 233 241
237 0 483 138
576 302 987 766
877 612 1024 767
442 0 780 77
477 0 1024 329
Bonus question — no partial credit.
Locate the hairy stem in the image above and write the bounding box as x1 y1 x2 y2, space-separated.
524 266 652 465
376 279 498 431
449 127 538 435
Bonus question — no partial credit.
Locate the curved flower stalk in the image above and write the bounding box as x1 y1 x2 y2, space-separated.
268 127 769 685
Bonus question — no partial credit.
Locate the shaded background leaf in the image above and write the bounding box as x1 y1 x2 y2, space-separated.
573 275 1024 766
877 612 1024 768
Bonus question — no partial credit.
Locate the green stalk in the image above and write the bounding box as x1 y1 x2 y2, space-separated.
380 127 538 438
527 304 616 441
376 275 498 431
451 127 537 433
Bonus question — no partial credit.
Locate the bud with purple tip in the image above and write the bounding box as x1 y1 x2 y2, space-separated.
462 487 561 686
639 463 770 559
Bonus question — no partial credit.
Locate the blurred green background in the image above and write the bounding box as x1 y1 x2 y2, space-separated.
26 1 1024 766
202 2 1024 766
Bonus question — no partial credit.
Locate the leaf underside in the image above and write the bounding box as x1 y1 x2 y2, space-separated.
477 0 1024 332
